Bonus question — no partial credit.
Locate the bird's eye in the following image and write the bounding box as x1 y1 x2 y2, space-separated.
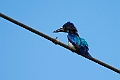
70 25 72 27
63 26 65 29
70 25 73 28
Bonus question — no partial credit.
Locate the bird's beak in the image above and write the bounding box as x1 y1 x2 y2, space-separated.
53 27 64 33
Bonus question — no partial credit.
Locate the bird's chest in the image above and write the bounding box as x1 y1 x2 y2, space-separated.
68 41 75 49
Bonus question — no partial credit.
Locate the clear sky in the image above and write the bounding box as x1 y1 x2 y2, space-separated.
0 0 120 80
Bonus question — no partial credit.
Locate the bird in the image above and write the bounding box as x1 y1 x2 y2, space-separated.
53 22 92 58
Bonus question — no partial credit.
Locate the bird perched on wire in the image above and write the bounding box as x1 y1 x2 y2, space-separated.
53 22 92 58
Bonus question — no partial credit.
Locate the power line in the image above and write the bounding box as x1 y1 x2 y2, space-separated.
0 12 120 74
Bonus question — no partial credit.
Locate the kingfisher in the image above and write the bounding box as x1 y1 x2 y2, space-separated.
53 22 92 58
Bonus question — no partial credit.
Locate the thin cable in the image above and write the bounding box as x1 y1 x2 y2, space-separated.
0 12 120 74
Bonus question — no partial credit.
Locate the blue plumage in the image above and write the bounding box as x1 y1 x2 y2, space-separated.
53 22 92 58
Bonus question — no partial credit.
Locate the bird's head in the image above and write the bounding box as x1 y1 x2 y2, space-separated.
53 22 77 33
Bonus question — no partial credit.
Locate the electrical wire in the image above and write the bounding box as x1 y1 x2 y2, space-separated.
0 12 120 74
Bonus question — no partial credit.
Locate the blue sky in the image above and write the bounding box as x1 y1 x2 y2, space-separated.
0 0 120 80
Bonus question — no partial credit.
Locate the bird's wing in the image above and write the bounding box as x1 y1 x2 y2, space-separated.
80 38 88 47
80 38 89 50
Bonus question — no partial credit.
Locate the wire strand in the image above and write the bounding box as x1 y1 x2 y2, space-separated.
0 12 120 74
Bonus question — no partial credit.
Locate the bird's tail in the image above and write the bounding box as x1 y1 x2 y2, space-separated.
85 51 92 58
79 46 92 58
77 50 92 58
